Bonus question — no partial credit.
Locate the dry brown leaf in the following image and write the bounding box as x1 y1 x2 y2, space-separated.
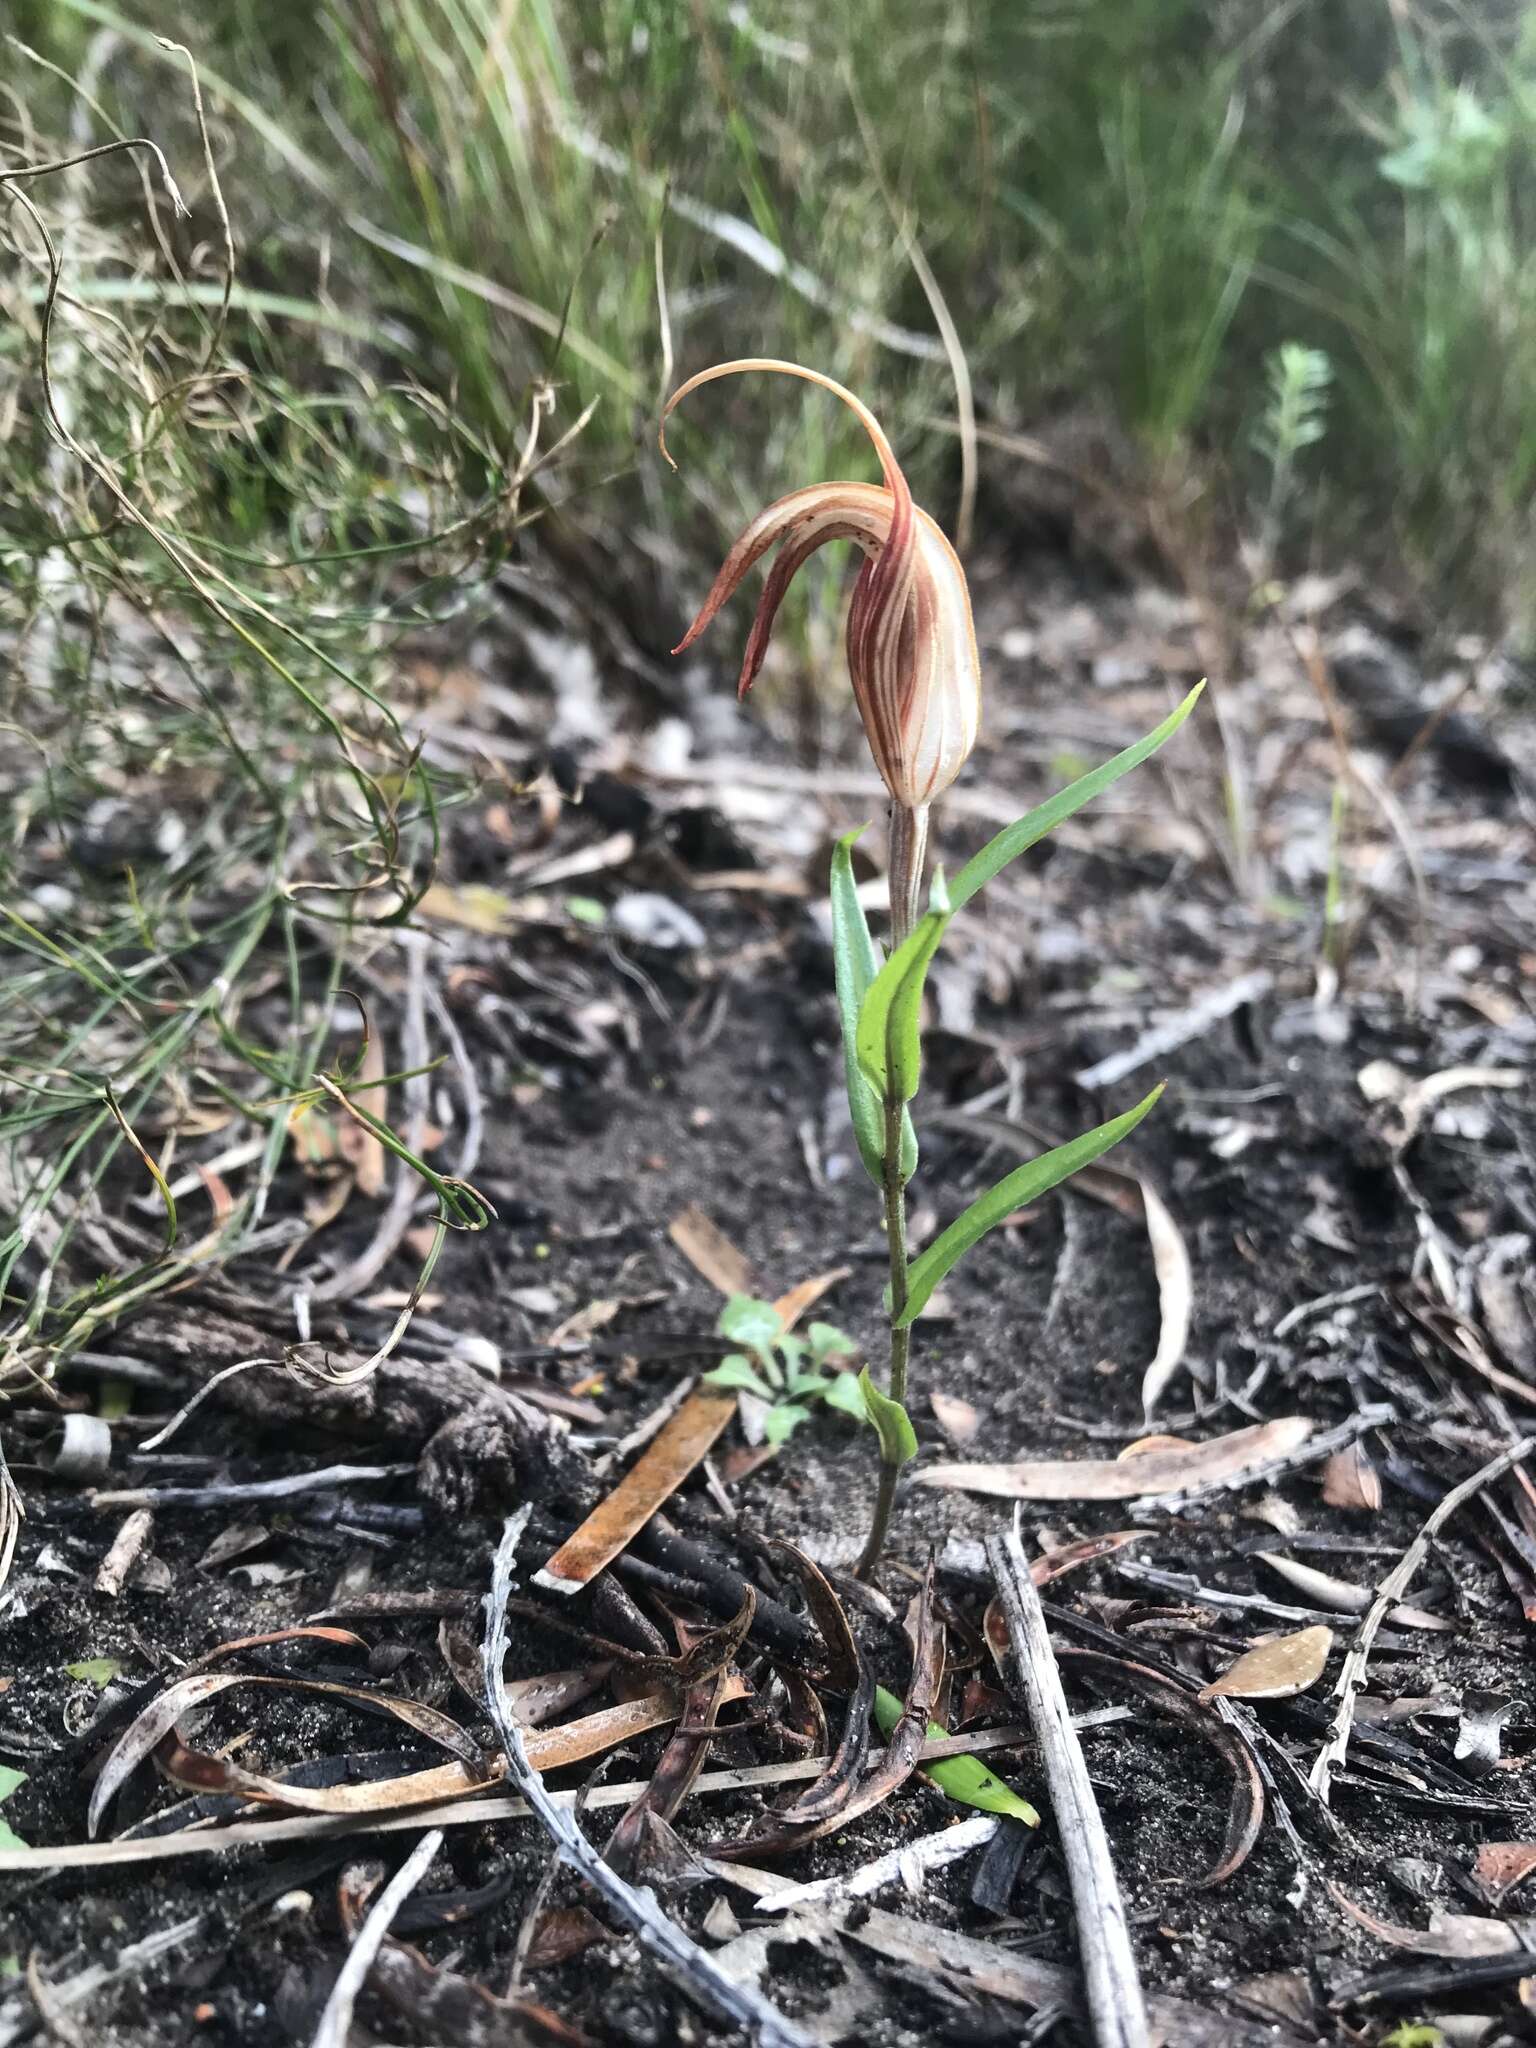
1476 1841 1536 1901
667 1204 753 1297
772 1267 851 1331
1118 1433 1194 1459
164 1684 751 1824
1321 1441 1381 1511
533 1391 737 1593
1198 1625 1332 1702
919 1417 1314 1501
930 1391 980 1445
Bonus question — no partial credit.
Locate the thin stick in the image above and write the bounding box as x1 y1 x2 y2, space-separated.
1310 1436 1534 1806
310 1827 441 2048
483 1511 815 2048
986 1515 1150 2048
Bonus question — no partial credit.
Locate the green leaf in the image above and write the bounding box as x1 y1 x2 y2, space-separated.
807 1320 856 1364
774 1332 808 1371
703 1354 775 1399
950 684 1205 912
763 1402 814 1445
565 895 607 927
830 828 888 1185
0 1823 25 1854
0 1954 20 1978
872 1687 1040 1825
0 1766 26 1804
64 1657 121 1689
820 1371 867 1421
717 1295 782 1353
895 1087 1165 1326
859 1368 918 1466
855 883 951 1106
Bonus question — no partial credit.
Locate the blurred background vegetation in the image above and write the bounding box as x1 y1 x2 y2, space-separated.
9 0 1536 636
3 0 1534 1375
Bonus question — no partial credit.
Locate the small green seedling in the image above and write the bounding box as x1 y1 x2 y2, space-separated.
0 1764 27 1854
704 1295 864 1446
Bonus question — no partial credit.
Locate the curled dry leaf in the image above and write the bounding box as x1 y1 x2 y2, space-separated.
1257 1553 1456 1629
982 1618 1265 1887
1321 1441 1382 1511
1138 1178 1194 1417
90 1671 483 1837
710 1569 940 1859
1198 1625 1333 1703
920 1417 1314 1501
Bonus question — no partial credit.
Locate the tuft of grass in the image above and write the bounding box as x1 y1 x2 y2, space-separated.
0 62 576 1386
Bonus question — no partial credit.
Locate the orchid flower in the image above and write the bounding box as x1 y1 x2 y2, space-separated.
661 358 980 939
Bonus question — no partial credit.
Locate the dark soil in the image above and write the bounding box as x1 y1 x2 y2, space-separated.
4 556 1536 2047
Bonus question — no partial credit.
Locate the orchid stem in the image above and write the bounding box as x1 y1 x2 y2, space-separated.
887 801 929 947
856 801 928 1581
856 1089 911 1580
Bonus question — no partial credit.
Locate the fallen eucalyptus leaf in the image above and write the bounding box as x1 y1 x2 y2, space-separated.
920 1417 1314 1500
1198 1625 1332 1703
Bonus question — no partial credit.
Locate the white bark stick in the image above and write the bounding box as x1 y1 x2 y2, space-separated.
986 1514 1150 2048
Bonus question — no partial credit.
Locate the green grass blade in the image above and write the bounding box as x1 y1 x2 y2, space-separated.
950 685 1205 911
895 1087 1165 1326
872 1687 1040 1825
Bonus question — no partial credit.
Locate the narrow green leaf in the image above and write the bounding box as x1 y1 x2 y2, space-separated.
830 828 887 1184
855 895 950 1105
0 1766 25 1804
872 1687 1040 1825
859 1367 918 1466
703 1354 775 1399
895 1087 1165 1326
950 684 1205 912
830 831 916 1178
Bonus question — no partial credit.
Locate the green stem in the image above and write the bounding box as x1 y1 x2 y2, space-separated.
856 1087 913 1581
855 798 929 1581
